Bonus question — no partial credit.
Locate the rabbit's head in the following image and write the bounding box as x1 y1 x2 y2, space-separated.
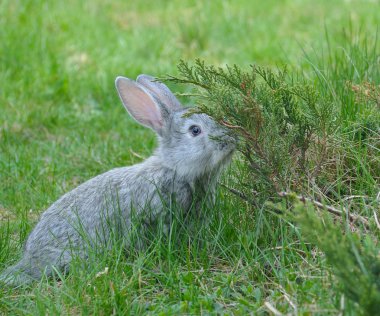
115 75 235 181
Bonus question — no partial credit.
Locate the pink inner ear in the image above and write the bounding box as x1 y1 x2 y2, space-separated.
116 78 163 132
137 74 181 110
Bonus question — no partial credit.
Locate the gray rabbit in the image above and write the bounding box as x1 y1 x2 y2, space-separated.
0 75 235 286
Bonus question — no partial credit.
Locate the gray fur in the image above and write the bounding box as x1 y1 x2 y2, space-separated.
0 75 235 286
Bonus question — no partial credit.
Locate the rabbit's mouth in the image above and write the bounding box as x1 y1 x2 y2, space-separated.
214 140 236 170
210 147 235 178
218 141 235 152
216 134 237 153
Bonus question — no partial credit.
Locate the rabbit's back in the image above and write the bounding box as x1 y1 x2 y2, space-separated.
22 157 193 270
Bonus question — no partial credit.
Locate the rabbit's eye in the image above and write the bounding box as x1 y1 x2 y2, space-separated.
189 125 201 136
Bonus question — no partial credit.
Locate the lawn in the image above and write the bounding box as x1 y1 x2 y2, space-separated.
0 0 379 314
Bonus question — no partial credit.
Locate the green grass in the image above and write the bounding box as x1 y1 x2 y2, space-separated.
0 0 379 314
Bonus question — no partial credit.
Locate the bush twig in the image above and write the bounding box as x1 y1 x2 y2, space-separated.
220 184 370 229
277 191 369 229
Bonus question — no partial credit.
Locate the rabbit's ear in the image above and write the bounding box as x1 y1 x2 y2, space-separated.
115 76 167 134
137 74 182 110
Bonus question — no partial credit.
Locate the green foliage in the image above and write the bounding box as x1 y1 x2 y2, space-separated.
167 58 379 204
289 202 380 315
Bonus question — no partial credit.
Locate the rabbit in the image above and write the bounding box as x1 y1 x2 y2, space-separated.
0 74 236 286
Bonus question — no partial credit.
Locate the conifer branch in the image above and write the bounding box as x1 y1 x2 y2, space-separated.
277 191 370 229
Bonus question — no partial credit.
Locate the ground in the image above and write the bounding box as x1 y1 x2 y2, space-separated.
0 0 379 314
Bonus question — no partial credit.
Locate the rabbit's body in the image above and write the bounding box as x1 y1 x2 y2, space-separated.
0 75 235 286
